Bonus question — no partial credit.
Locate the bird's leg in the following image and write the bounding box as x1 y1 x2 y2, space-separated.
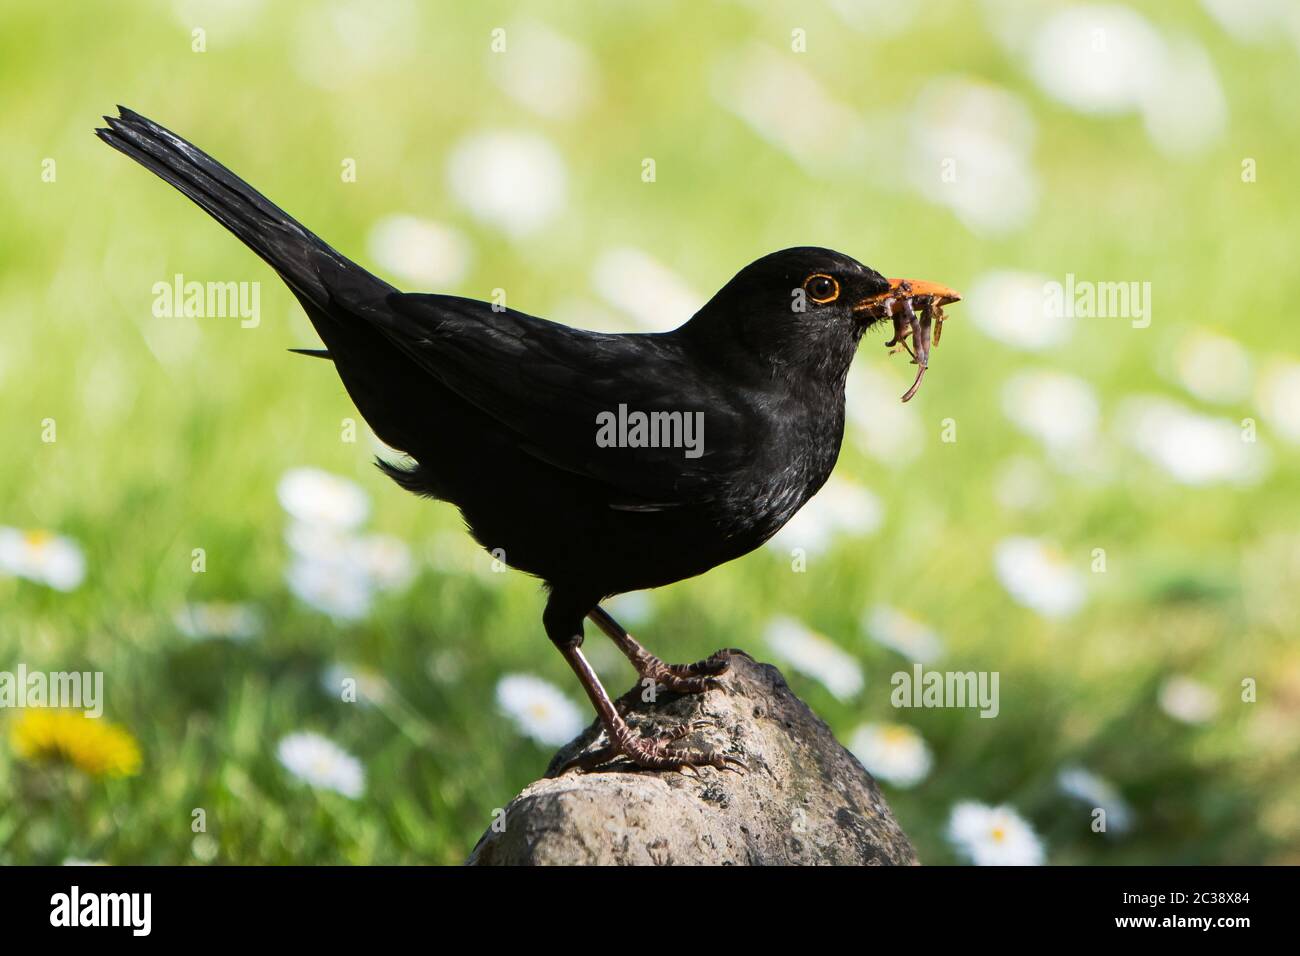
544 594 740 773
588 605 729 694
554 639 743 773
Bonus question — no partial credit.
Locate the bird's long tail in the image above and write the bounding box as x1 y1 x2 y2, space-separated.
95 106 386 312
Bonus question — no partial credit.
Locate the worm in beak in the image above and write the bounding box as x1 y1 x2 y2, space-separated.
855 278 961 402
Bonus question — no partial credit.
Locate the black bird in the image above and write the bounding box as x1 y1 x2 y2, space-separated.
97 107 960 771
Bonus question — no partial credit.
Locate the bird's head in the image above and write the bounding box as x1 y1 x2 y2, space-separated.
683 247 960 401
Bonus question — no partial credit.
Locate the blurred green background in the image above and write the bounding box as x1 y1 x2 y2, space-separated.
2 0 1298 865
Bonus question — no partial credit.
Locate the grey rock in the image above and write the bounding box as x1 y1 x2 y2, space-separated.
468 650 917 865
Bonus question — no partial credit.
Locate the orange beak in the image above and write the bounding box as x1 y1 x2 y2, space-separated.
854 277 962 313
885 277 961 306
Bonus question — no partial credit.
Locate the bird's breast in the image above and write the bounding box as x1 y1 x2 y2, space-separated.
711 396 846 546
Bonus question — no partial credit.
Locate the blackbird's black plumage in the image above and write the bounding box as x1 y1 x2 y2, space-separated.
97 107 959 771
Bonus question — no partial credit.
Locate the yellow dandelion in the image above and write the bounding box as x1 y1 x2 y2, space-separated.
10 709 142 777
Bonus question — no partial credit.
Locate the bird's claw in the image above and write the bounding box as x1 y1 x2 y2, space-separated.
555 740 619 775
654 673 725 695
713 754 748 774
647 652 731 694
622 734 747 774
665 652 730 679
654 718 715 744
559 717 735 775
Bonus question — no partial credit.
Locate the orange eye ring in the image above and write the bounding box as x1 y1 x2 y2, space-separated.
803 273 839 304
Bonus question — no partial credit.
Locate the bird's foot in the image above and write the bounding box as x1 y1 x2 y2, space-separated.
637 652 732 695
587 608 734 695
664 652 730 680
557 720 744 775
619 732 747 773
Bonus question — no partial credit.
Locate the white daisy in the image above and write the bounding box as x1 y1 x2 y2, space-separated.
590 247 704 333
862 605 944 663
1256 360 1300 444
763 616 864 701
496 673 586 746
766 476 883 557
350 533 416 591
849 723 933 788
446 130 567 238
278 471 413 618
1159 676 1219 725
906 77 1038 236
1172 329 1251 404
1057 765 1134 834
0 527 86 591
174 601 262 641
1139 39 1227 158
367 214 471 288
191 834 219 863
994 536 1086 619
285 555 374 621
277 731 365 798
1028 5 1166 116
948 801 1045 866
488 18 598 120
321 663 390 707
284 519 349 560
1002 370 1100 453
285 524 410 617
967 270 1072 350
1025 5 1226 157
1118 396 1267 486
277 468 370 531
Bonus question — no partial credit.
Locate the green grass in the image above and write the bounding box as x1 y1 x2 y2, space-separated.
1 0 1298 864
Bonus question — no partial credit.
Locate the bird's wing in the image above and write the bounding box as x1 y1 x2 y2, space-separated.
366 292 753 509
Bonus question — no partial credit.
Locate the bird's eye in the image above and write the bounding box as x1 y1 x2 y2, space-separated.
803 274 839 304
